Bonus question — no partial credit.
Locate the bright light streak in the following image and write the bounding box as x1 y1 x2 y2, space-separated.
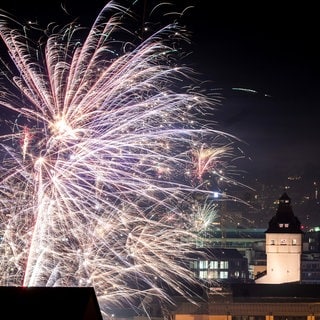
0 1 241 318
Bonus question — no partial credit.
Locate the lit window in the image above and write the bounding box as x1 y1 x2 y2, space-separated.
292 239 297 245
279 223 283 228
208 270 218 279
199 270 208 279
285 223 289 228
219 271 228 279
209 261 218 269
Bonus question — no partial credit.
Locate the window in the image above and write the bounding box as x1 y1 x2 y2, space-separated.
209 261 218 269
233 317 265 320
207 270 218 279
292 239 297 245
199 270 207 279
280 239 287 245
219 271 228 279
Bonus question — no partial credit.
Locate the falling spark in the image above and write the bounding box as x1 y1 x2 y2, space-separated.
0 1 242 318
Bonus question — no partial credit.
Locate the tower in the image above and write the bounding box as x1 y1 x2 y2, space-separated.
256 193 303 284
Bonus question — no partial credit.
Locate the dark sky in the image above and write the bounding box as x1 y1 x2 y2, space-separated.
187 2 320 183
1 0 319 184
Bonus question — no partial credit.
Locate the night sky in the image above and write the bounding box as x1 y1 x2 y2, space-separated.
1 0 319 185
188 2 320 183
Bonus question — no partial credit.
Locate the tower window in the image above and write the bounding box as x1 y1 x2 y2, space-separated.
280 239 287 245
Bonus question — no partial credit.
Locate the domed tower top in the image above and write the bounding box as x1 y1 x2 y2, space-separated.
266 192 303 234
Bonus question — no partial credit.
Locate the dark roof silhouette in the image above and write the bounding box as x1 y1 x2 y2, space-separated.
231 283 320 302
188 247 246 260
266 193 303 234
0 287 103 320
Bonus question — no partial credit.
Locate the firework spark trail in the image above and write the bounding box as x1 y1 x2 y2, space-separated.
0 1 242 318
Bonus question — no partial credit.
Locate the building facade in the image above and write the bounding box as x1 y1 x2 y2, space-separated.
256 193 303 284
172 283 320 320
189 248 250 284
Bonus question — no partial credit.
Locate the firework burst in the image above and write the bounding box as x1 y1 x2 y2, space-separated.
0 1 242 318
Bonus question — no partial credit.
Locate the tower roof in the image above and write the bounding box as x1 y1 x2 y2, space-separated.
266 192 303 233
